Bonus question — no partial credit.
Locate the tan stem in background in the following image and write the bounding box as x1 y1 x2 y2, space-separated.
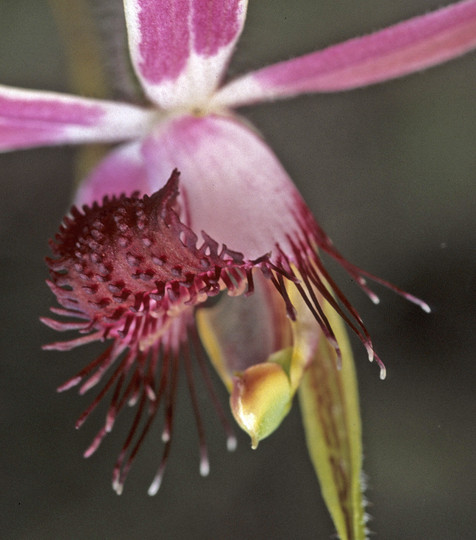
48 0 110 185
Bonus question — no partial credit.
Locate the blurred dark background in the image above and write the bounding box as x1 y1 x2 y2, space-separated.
1 1 475 538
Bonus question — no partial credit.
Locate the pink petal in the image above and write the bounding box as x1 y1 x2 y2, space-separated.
123 0 248 109
212 0 476 108
140 114 308 260
75 112 306 261
73 142 151 207
0 85 154 151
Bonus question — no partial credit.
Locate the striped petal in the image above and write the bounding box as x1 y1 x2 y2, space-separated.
212 0 476 108
0 85 154 151
123 0 248 109
139 114 305 260
75 113 307 259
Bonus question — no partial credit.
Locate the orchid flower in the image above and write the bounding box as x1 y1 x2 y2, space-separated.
2 1 476 539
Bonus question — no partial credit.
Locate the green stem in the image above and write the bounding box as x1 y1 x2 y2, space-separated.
48 0 110 184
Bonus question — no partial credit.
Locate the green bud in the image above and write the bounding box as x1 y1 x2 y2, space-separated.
230 362 292 449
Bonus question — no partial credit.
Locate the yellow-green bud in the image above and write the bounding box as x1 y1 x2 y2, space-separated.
230 362 292 449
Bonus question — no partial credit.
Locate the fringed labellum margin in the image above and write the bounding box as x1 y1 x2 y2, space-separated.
42 169 430 495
